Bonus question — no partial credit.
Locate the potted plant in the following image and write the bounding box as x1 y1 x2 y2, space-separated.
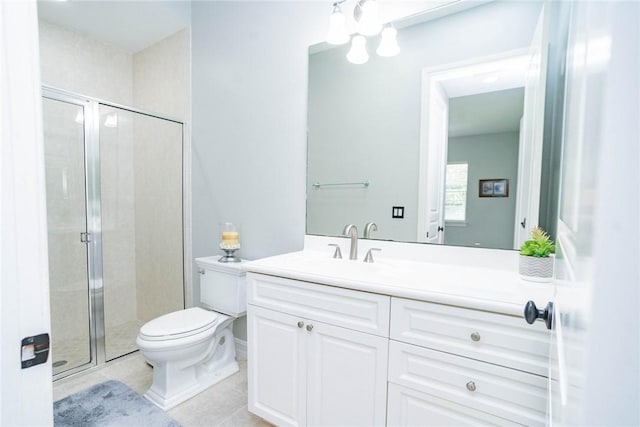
519 227 555 281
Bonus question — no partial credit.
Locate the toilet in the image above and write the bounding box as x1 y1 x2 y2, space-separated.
136 257 246 410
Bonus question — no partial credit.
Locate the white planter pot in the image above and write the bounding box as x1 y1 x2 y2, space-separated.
519 255 554 282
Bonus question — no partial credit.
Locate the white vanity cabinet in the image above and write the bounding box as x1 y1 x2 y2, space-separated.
387 297 549 426
247 273 390 427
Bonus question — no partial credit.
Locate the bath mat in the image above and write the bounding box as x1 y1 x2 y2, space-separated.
53 380 181 427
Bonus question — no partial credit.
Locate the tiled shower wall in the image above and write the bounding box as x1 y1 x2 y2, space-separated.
39 19 190 363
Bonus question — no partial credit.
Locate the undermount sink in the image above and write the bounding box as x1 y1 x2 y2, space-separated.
248 250 522 300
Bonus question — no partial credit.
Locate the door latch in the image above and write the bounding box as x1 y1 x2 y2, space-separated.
21 333 50 369
80 232 91 243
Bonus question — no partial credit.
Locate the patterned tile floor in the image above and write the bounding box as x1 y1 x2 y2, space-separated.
53 352 271 427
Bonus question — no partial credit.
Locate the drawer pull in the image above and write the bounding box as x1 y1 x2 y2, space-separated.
297 321 304 328
466 381 476 392
306 324 314 332
470 332 481 342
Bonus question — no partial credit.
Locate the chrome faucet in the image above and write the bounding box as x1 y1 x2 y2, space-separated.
342 224 358 260
364 222 378 239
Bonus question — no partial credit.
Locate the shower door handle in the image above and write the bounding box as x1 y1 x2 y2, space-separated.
80 232 91 243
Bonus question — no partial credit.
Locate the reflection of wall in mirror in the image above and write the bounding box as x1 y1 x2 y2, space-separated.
307 1 542 243
446 132 519 250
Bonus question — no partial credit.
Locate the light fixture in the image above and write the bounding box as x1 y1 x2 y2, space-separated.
347 35 369 64
325 0 398 64
376 25 399 57
355 0 382 36
104 113 118 128
326 3 349 45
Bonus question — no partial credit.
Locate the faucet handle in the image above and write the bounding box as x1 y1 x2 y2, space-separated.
363 248 381 263
328 243 343 259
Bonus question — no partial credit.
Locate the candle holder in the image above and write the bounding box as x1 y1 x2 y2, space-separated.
219 222 241 263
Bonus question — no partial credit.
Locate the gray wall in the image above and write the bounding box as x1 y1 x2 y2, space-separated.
191 2 327 338
446 132 519 249
306 2 541 242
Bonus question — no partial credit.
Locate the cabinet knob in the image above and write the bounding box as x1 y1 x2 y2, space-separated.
306 324 313 332
470 332 481 342
524 300 554 330
466 381 476 392
297 321 304 328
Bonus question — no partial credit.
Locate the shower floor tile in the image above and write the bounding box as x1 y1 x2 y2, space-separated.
52 319 146 376
105 319 146 360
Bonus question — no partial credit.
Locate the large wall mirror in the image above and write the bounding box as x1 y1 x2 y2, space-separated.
307 0 567 250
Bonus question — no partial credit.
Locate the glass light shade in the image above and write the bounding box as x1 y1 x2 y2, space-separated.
358 0 382 36
104 113 118 128
347 35 369 64
376 26 400 57
326 8 349 45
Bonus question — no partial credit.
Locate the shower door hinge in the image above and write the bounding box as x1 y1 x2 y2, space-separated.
80 232 91 243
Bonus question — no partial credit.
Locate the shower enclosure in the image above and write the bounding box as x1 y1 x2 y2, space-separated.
42 88 185 378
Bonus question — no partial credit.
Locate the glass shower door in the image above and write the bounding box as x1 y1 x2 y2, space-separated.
99 104 184 361
43 88 185 376
42 97 93 376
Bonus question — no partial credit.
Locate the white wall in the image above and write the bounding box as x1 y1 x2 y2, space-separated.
446 131 519 249
306 1 540 242
39 19 133 105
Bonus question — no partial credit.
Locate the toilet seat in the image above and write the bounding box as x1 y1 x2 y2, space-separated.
139 307 220 341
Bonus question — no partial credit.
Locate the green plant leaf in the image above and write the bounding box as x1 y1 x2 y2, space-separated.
519 227 556 257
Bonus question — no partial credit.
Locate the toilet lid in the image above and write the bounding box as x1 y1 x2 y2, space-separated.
139 307 220 341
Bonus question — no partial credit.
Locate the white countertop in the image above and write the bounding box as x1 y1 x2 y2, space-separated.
243 247 554 318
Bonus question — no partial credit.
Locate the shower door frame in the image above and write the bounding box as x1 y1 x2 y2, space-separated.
43 86 187 381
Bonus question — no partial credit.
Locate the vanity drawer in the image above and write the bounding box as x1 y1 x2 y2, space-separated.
390 298 549 376
388 341 547 426
387 383 522 427
247 273 390 337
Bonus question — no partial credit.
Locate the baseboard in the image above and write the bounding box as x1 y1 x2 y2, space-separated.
235 338 247 361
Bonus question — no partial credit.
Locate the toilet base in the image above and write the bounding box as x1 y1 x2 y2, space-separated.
144 360 239 410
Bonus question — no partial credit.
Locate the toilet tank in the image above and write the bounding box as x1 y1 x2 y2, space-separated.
195 257 246 317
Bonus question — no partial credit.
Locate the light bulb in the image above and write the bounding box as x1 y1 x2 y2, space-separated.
104 113 118 128
358 0 382 36
347 35 369 64
326 6 349 45
376 26 400 57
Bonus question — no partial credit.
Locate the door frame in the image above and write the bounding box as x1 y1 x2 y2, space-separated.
417 48 531 245
1 1 53 423
42 89 103 378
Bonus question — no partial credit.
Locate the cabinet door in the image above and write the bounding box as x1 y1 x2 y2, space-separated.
387 383 522 427
248 305 307 427
306 320 388 427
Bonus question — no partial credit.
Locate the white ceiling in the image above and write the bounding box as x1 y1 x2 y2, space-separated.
448 87 525 138
37 0 191 53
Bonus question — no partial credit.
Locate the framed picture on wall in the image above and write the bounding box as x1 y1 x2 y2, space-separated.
479 179 509 197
